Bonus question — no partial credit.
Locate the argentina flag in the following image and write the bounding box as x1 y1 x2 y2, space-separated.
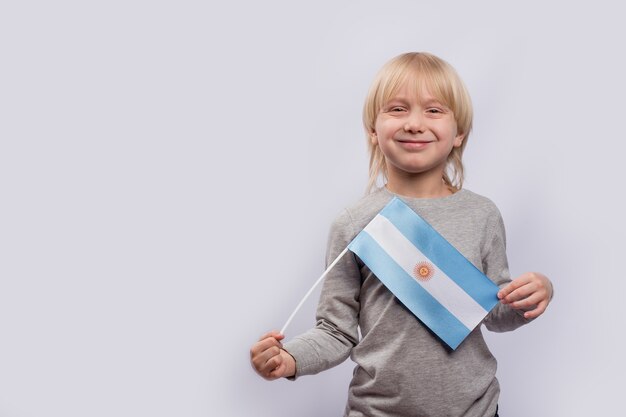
348 197 500 350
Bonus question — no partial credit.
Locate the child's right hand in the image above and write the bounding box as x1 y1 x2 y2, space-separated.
250 331 296 380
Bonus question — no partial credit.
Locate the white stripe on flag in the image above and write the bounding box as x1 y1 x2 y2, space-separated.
364 214 488 330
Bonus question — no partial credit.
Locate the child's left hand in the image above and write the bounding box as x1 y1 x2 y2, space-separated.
497 272 553 319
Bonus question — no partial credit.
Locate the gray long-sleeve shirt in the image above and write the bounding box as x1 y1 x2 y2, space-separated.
284 187 531 417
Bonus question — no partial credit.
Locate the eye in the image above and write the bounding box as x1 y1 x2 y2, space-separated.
387 106 406 113
426 108 443 114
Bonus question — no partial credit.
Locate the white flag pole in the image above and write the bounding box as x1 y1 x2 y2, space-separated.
280 246 350 335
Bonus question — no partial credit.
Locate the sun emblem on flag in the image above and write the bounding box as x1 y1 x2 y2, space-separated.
414 261 435 282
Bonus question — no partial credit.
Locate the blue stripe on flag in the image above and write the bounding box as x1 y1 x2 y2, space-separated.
349 231 470 349
379 198 499 312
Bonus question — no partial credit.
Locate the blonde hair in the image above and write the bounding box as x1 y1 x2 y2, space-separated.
363 52 473 192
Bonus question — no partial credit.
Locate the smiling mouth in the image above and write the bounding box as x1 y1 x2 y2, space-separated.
397 139 433 148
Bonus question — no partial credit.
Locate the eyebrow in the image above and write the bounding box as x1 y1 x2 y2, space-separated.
385 96 448 108
420 97 446 106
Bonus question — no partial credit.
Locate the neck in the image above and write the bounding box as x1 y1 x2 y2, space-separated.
385 170 454 199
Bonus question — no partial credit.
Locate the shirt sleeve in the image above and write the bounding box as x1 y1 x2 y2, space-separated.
481 207 533 332
283 209 361 378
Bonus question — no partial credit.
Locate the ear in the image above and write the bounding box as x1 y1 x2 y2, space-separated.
453 132 465 148
369 130 378 145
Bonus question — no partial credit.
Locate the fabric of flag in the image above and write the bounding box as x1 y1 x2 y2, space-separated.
348 197 500 349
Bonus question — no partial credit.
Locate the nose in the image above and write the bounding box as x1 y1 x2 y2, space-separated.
403 110 424 133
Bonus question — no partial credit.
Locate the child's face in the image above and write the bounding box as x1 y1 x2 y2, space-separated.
371 82 464 181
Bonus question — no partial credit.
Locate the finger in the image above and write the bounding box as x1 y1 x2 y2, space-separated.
256 336 284 351
507 280 552 308
269 361 287 379
252 344 282 370
501 283 537 304
498 271 545 300
497 278 526 300
267 354 286 379
258 331 285 342
259 345 282 368
251 335 284 358
251 332 284 356
500 285 531 304
522 300 548 319
508 292 543 310
251 341 284 376
259 347 284 376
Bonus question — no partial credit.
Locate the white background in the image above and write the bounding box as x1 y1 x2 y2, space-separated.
1 1 624 416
